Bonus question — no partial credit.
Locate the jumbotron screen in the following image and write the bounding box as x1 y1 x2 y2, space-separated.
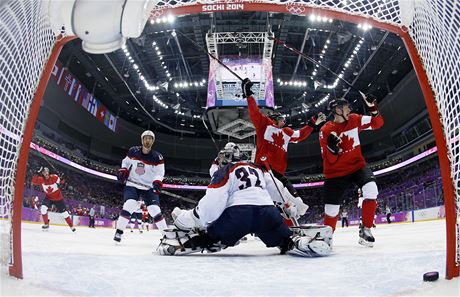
206 56 274 108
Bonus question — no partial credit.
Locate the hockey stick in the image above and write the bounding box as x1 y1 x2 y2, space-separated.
126 179 198 205
201 111 220 153
36 151 63 178
260 156 300 226
268 36 367 102
176 31 244 82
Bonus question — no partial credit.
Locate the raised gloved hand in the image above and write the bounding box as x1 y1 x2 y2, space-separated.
116 167 129 184
307 112 327 129
362 94 379 116
327 132 341 155
172 207 204 231
242 78 254 98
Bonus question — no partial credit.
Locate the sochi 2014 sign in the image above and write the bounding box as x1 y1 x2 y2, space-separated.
202 3 245 12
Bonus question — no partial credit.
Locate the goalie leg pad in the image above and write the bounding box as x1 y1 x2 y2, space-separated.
157 229 223 256
290 225 333 250
288 235 332 257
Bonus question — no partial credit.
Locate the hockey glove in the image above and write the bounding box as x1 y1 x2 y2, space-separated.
242 78 254 98
172 207 203 231
307 112 327 129
363 94 379 116
116 168 129 184
327 132 341 155
152 180 162 195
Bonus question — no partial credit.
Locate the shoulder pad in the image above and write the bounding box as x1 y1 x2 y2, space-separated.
127 146 142 157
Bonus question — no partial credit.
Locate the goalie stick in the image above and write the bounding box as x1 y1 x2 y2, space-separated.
260 156 300 226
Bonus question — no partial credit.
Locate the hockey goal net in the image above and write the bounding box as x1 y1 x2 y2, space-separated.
0 0 459 279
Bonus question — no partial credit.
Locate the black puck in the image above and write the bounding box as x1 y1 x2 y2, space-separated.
423 271 439 282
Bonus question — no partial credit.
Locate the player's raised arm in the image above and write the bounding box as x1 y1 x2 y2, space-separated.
290 112 326 143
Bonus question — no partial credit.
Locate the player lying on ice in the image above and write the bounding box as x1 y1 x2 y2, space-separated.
157 148 333 257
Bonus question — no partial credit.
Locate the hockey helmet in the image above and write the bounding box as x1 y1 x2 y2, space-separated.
328 98 350 111
268 112 285 122
38 166 49 176
141 130 155 142
223 142 241 160
217 148 237 168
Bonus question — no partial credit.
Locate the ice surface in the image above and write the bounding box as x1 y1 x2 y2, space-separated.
1 220 459 296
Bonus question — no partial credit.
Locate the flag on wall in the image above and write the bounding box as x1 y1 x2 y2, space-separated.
96 103 106 122
108 114 117 131
52 60 118 133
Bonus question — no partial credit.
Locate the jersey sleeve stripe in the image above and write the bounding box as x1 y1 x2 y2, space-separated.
128 156 165 166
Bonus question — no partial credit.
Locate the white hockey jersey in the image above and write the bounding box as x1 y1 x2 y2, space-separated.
196 162 283 227
209 157 219 177
121 146 165 190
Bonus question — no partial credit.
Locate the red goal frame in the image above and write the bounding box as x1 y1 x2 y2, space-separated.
9 2 459 280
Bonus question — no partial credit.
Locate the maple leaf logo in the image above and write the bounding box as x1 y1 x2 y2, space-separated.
46 186 53 193
340 134 355 152
272 131 285 148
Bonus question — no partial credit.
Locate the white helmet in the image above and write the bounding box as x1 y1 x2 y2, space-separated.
141 130 155 142
224 142 241 159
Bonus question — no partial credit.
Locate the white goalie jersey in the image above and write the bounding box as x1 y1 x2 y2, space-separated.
195 162 286 227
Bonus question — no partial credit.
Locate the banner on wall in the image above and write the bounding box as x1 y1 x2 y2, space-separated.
51 61 118 132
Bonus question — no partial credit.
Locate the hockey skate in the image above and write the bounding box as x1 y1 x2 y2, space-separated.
358 224 375 247
71 227 76 232
41 223 49 231
113 229 123 243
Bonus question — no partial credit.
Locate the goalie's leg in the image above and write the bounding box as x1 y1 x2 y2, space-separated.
157 229 222 256
288 225 333 257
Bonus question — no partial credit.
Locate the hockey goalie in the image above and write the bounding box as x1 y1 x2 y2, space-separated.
157 148 332 257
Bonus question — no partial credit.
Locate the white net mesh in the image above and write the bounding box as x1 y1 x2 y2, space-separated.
151 0 459 275
0 0 458 277
0 0 56 273
407 0 460 265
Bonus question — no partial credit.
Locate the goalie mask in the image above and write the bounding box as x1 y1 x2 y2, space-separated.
223 142 241 160
217 148 237 168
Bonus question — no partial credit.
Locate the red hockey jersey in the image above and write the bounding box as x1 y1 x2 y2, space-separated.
247 96 314 174
319 113 384 178
31 174 63 201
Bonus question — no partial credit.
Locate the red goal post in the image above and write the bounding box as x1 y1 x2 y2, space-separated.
1 0 458 280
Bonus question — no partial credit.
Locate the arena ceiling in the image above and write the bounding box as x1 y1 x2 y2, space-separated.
58 11 414 137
